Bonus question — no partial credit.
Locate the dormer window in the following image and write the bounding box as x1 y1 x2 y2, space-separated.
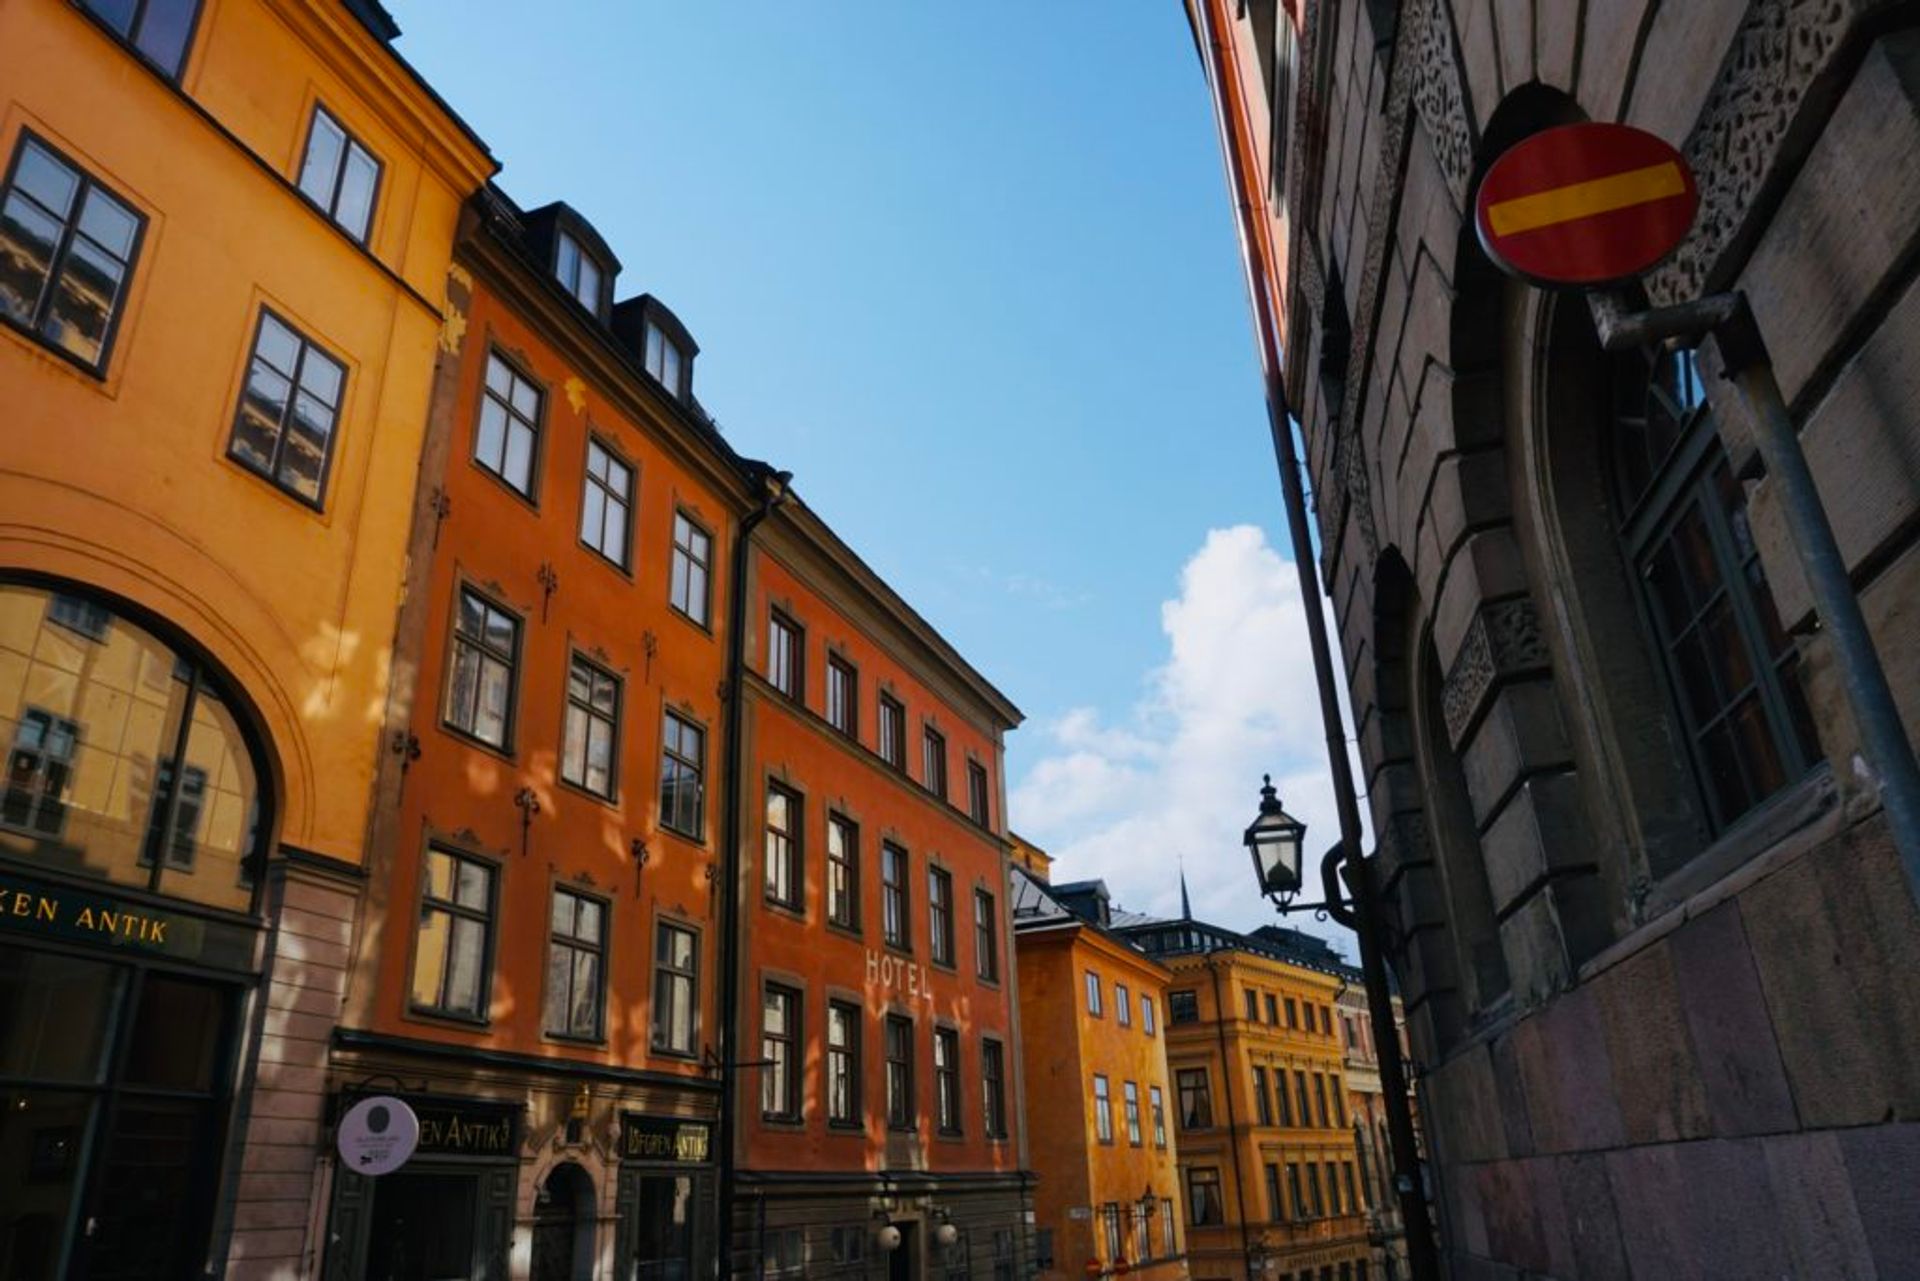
554 231 603 315
645 324 686 399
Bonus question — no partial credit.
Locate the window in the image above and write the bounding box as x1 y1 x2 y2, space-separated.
1116 983 1132 1027
922 726 947 797
650 921 698 1055
1132 1201 1150 1263
228 309 346 506
669 511 712 625
827 814 859 930
140 759 206 869
645 322 686 398
997 1228 1021 1281
1186 1167 1223 1226
1276 1067 1294 1126
1295 1071 1313 1129
1612 346 1820 833
1142 996 1157 1036
1176 1068 1212 1129
878 694 906 769
1101 1204 1124 1263
78 0 199 75
561 655 620 799
885 1015 914 1129
444 588 519 750
474 351 541 499
1266 1163 1285 1222
296 105 379 242
1092 1074 1113 1143
761 984 800 1120
882 842 910 949
1265 993 1279 1024
928 866 955 965
967 759 990 826
1169 990 1198 1024
0 134 144 372
1253 1066 1272 1125
935 1027 962 1134
982 1038 1008 1138
1085 970 1103 1017
1326 1161 1343 1214
1149 1085 1167 1147
553 230 602 313
1314 1073 1330 1127
827 1000 860 1126
1308 1163 1325 1216
767 611 802 699
580 439 634 568
659 712 705 838
763 783 801 909
830 1226 866 1267
1245 988 1260 1021
761 1228 804 1278
1285 997 1298 1028
3 708 78 836
826 655 857 737
973 889 999 981
1344 1163 1359 1218
1123 1081 1142 1146
410 848 494 1019
47 593 110 641
1331 1076 1346 1126
1158 1202 1175 1257
544 888 605 1039
1287 1163 1306 1219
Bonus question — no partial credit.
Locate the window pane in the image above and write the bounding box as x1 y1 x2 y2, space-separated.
15 141 79 218
133 0 199 75
42 238 122 365
298 111 346 208
78 190 138 259
0 191 60 324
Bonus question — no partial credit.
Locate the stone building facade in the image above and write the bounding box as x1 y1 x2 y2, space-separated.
1189 0 1920 1276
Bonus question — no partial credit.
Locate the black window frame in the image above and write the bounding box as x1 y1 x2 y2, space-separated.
408 845 497 1023
1169 990 1198 1024
981 1037 1008 1139
226 306 347 509
650 918 700 1057
579 435 635 571
1149 1084 1167 1148
966 758 990 826
878 693 906 770
826 812 860 932
922 725 947 798
1123 1079 1142 1146
553 228 605 316
1142 995 1156 1036
543 885 607 1042
760 982 801 1122
76 0 203 79
442 585 521 752
767 609 803 700
668 509 713 627
1176 1067 1212 1129
559 652 621 801
295 103 382 243
1092 1072 1113 1144
928 865 955 967
763 780 802 911
826 653 858 738
826 998 861 1128
1084 970 1103 1017
0 131 147 377
658 709 706 840
973 888 999 982
1253 1065 1273 1126
472 348 543 501
881 841 910 951
1116 982 1132 1027
2 706 80 838
885 1013 915 1131
934 1025 963 1136
1186 1166 1223 1227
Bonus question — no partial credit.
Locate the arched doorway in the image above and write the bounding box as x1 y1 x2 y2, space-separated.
531 1161 595 1281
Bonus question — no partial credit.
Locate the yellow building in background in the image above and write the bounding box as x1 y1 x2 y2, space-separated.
1118 906 1374 1281
0 0 493 1274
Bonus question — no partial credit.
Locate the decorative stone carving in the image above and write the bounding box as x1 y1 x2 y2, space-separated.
1345 428 1380 562
1440 597 1549 745
1408 0 1476 204
1648 0 1868 303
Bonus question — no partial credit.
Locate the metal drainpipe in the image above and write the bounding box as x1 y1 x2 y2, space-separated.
714 462 791 1278
1191 0 1441 1275
1205 956 1256 1277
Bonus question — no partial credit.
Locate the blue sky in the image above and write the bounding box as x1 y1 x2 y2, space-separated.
391 3 1351 943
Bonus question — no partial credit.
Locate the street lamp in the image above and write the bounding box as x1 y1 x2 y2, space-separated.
1243 774 1307 901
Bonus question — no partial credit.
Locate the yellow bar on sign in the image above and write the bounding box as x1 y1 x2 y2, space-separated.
1486 161 1685 236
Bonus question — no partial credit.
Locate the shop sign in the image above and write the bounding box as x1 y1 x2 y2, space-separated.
865 948 933 1000
0 867 255 970
620 1113 712 1164
413 1098 520 1157
336 1095 420 1176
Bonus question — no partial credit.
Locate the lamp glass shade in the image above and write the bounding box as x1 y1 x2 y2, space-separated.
1244 776 1305 898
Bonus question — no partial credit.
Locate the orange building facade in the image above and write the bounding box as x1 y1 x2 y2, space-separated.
0 0 491 1277
726 503 1030 1277
1010 848 1186 1281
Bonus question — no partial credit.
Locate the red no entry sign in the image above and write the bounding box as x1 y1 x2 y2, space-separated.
1474 122 1698 287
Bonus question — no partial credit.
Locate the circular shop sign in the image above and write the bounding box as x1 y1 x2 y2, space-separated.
336 1095 421 1177
1474 122 1698 287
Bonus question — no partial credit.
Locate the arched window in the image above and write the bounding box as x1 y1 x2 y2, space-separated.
1610 346 1822 833
0 581 268 912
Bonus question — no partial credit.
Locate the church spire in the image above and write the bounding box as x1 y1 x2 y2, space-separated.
1179 856 1192 921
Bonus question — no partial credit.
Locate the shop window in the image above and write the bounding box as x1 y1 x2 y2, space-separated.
580 439 633 569
443 587 519 751
878 693 905 769
668 510 712 626
934 1026 962 1134
1176 1068 1212 1129
881 842 910 949
474 351 542 500
296 104 380 242
767 611 802 700
0 585 265 911
544 887 605 1040
973 889 998 981
1611 346 1821 833
885 1014 914 1130
928 866 955 965
650 921 698 1056
560 655 620 800
829 1225 866 1266
77 0 199 77
658 711 705 839
763 783 801 909
1168 990 1198 1024
228 309 345 507
826 654 857 737
1133 1201 1150 1260
827 1000 860 1126
760 984 799 1120
981 1037 1008 1138
1101 1202 1124 1262
826 814 859 930
1186 1167 1223 1226
410 847 495 1020
1159 1202 1176 1257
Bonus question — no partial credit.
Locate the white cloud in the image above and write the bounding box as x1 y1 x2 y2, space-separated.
1009 525 1368 952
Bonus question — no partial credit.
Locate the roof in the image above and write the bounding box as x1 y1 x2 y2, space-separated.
1114 911 1361 983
